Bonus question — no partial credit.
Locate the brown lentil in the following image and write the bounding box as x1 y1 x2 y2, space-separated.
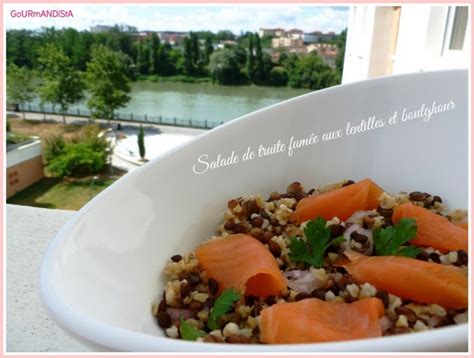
180 281 192 298
268 241 282 258
170 254 182 262
409 191 426 201
375 291 389 308
362 216 375 229
342 180 355 187
417 252 430 261
208 278 219 295
233 222 248 234
287 182 304 194
395 306 417 323
269 192 281 201
203 335 222 343
295 292 312 301
329 224 345 238
157 311 171 328
387 327 410 335
223 220 236 231
189 300 204 311
158 299 167 313
457 250 468 266
227 199 239 209
226 335 250 344
249 227 264 241
377 206 393 218
261 231 274 244
429 252 441 263
186 272 201 286
311 288 327 300
351 231 368 244
250 216 264 227
264 295 276 305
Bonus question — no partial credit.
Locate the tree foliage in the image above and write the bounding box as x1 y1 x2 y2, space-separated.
85 45 131 119
38 44 85 122
7 26 346 92
209 49 248 85
6 63 35 111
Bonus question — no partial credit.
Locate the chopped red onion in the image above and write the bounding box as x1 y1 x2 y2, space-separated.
379 315 393 332
166 307 194 321
284 270 324 293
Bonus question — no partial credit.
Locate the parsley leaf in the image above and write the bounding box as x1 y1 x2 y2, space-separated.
288 216 344 268
207 288 240 330
180 317 206 341
373 218 421 257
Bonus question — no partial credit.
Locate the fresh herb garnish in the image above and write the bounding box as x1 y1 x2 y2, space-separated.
289 216 345 268
179 317 206 341
373 218 421 257
207 288 241 330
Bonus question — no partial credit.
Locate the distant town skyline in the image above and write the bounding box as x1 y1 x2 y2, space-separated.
5 5 349 34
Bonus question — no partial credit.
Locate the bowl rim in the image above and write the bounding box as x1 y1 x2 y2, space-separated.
39 69 469 352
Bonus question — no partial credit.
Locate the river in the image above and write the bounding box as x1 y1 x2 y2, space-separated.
30 81 311 125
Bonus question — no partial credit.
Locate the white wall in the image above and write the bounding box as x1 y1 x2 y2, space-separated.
342 5 470 83
342 6 376 83
7 139 42 168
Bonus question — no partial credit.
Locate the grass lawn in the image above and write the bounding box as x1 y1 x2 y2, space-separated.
7 117 100 143
7 176 116 211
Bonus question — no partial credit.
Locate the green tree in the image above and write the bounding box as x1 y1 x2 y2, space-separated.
38 44 85 123
190 32 200 69
216 30 235 41
268 66 288 86
182 37 194 75
246 34 255 82
254 33 264 83
136 42 150 75
6 64 35 118
335 28 347 75
137 125 145 160
85 45 131 122
288 53 338 90
150 33 161 75
203 34 214 65
208 49 247 85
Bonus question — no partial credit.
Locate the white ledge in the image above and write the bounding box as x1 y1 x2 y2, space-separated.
6 204 90 352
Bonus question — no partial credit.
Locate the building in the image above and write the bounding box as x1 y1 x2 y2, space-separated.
7 137 44 198
342 5 470 83
90 25 114 33
286 29 304 40
156 31 187 45
272 37 304 48
216 40 238 49
318 31 337 42
307 43 339 68
258 28 285 38
302 33 319 44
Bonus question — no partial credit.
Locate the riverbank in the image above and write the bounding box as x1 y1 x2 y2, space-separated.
143 74 212 84
26 81 310 125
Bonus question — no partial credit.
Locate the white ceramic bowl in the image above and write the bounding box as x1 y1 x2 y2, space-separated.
40 70 469 352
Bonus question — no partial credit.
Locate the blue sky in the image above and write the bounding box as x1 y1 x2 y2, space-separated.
5 5 349 34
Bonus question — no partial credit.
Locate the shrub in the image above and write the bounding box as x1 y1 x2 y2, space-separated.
46 126 110 178
44 135 66 162
47 142 107 177
268 67 288 86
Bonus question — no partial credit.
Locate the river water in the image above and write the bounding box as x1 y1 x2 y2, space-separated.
32 81 311 125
